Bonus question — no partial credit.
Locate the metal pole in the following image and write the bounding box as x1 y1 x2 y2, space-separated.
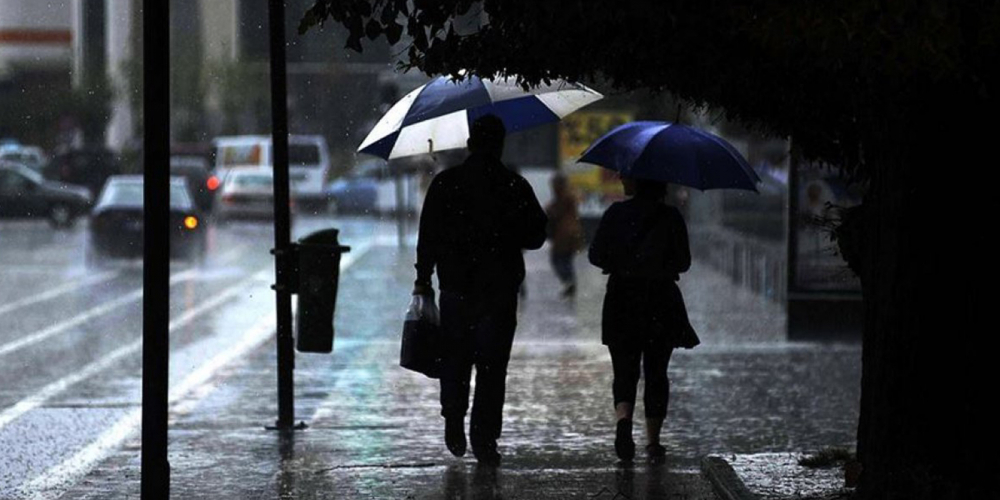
267 0 301 431
142 0 170 496
395 173 405 247
787 143 799 295
786 142 800 339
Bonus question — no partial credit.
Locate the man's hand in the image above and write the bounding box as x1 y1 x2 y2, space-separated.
413 282 434 297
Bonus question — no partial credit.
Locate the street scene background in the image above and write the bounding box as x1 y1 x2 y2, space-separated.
0 216 860 498
2 1 862 498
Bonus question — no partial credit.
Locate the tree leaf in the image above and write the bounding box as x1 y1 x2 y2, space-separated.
298 10 319 35
413 28 429 50
385 22 404 45
345 34 364 52
351 0 372 17
365 19 383 40
380 3 398 25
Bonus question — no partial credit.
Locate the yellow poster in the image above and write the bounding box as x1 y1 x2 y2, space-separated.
559 111 632 163
559 111 633 216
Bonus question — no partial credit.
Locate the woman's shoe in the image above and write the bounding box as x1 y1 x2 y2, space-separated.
615 419 635 460
646 443 666 459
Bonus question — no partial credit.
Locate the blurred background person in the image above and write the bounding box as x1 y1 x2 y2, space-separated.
545 172 584 297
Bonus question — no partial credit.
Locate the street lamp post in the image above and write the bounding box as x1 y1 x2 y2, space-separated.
267 0 305 432
141 0 170 497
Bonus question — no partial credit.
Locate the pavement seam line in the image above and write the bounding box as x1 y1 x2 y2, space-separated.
0 289 143 359
0 242 247 347
0 270 120 318
20 313 278 499
17 243 373 498
0 341 137 430
0 269 268 431
0 268 199 360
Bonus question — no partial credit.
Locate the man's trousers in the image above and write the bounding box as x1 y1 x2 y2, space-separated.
438 289 518 447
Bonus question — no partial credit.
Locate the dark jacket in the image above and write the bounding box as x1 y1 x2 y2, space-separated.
589 197 698 348
416 154 547 295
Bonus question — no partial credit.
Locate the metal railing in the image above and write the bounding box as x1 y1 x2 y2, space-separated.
689 225 787 303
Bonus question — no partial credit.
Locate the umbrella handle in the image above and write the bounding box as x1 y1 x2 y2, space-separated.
428 138 434 155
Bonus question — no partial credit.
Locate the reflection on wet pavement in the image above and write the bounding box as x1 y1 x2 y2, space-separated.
1 217 859 499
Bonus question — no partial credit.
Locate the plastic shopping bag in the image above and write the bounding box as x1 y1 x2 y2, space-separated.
400 294 442 378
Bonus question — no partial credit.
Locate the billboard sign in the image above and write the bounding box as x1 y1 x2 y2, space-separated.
791 162 863 292
559 111 632 217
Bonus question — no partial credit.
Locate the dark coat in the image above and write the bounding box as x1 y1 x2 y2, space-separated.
416 154 547 295
588 197 699 348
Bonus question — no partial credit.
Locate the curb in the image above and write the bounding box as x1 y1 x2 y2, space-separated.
700 456 759 500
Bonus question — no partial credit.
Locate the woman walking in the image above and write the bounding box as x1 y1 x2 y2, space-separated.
588 176 697 461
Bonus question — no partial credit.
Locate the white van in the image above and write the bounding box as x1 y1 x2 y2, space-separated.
211 135 330 207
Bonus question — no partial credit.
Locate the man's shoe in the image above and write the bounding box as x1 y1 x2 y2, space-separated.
615 419 635 461
646 443 666 460
445 417 466 457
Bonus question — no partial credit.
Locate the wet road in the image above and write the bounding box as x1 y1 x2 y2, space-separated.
0 215 862 499
0 215 401 498
57 239 858 499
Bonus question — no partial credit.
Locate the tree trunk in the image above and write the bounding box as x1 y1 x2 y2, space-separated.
855 122 992 499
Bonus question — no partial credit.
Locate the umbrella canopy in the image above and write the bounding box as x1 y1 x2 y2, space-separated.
359 75 602 160
578 121 760 192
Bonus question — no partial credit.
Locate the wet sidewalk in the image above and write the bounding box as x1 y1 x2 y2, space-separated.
57 240 860 499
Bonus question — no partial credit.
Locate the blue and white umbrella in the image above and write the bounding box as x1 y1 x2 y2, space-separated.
359 75 603 160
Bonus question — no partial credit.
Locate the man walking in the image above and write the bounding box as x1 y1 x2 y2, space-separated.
413 114 547 465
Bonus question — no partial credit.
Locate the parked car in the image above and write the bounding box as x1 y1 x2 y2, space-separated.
87 176 206 265
215 168 291 221
0 161 92 228
0 144 47 171
326 160 421 215
43 147 123 203
325 161 384 214
212 135 330 210
170 155 216 213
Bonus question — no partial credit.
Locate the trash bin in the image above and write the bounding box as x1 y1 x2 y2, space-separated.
294 228 350 353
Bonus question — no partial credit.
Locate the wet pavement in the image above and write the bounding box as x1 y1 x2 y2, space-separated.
728 453 853 500
0 216 862 499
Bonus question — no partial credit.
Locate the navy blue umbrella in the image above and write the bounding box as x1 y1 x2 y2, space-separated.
578 121 760 192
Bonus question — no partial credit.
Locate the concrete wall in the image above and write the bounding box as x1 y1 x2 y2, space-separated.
105 0 134 150
201 0 238 63
0 1 73 146
0 0 73 72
